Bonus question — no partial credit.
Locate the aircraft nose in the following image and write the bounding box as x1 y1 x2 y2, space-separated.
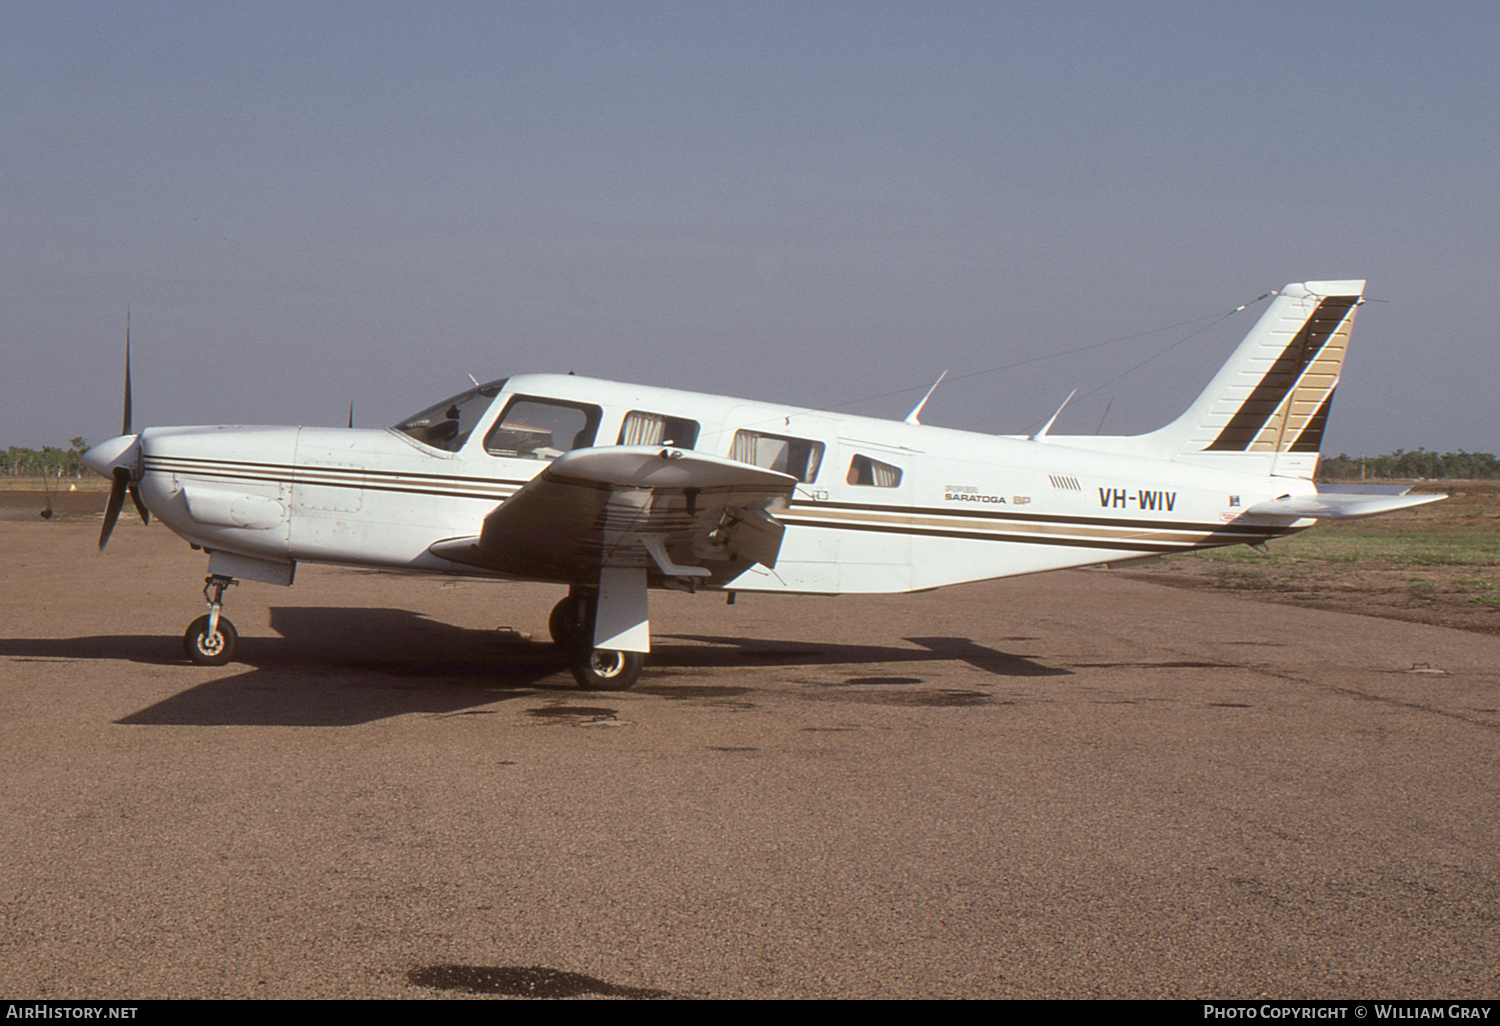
82 434 141 479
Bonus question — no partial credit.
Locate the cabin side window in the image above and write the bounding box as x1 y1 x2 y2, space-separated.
617 411 700 449
847 454 903 487
730 430 824 483
483 397 601 460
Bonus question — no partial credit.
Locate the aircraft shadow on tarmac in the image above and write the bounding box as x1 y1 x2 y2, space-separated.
406 964 673 999
0 606 1068 728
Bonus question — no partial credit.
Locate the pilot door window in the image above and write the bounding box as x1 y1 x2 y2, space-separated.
483 398 602 460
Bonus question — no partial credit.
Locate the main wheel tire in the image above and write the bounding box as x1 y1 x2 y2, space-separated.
548 595 590 652
570 649 644 691
184 614 238 666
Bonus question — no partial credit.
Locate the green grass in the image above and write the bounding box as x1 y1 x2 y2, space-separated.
0 476 107 492
1191 525 1500 568
1453 578 1500 607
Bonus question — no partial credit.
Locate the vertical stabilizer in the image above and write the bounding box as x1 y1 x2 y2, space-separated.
1074 280 1365 479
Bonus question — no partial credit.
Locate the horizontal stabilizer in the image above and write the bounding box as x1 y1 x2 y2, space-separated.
1244 491 1444 520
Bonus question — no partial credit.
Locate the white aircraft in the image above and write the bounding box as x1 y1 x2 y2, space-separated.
83 279 1441 690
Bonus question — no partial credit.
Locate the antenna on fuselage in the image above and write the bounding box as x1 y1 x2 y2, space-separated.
348 401 354 429
1030 390 1077 441
903 370 948 426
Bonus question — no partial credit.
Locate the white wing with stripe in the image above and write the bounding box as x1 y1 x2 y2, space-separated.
428 446 795 585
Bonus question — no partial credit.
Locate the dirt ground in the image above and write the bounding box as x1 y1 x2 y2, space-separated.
3 482 1498 998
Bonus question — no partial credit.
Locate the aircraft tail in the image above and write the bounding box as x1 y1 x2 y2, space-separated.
1067 280 1365 479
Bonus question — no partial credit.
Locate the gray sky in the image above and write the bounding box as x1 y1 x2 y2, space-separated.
4 0 1496 456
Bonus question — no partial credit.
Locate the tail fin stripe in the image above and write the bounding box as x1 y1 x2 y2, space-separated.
1288 388 1336 453
1204 295 1359 452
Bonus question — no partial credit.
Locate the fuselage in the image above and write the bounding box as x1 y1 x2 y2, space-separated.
116 372 1314 595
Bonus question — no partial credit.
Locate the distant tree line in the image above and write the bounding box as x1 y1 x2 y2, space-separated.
1319 449 1500 481
1 439 91 478
2 438 1496 482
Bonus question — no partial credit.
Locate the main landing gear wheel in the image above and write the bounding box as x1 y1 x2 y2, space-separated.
184 614 238 666
570 649 644 691
552 585 644 689
548 595 589 652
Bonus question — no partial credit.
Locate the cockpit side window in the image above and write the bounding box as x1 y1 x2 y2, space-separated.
617 411 699 449
393 379 507 452
484 397 602 460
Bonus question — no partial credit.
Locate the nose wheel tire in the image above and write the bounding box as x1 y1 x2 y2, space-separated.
570 649 643 690
184 614 238 666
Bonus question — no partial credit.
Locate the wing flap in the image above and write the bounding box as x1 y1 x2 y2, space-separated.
429 446 795 584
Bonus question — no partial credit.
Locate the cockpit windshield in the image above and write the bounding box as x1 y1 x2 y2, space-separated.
393 378 508 452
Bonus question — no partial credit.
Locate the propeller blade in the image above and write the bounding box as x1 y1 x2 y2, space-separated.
99 467 128 552
122 313 133 436
128 483 151 526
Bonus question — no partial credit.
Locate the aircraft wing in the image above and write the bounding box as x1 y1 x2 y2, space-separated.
1244 489 1445 520
429 446 795 585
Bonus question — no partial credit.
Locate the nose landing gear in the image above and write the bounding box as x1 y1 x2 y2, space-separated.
184 574 238 666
